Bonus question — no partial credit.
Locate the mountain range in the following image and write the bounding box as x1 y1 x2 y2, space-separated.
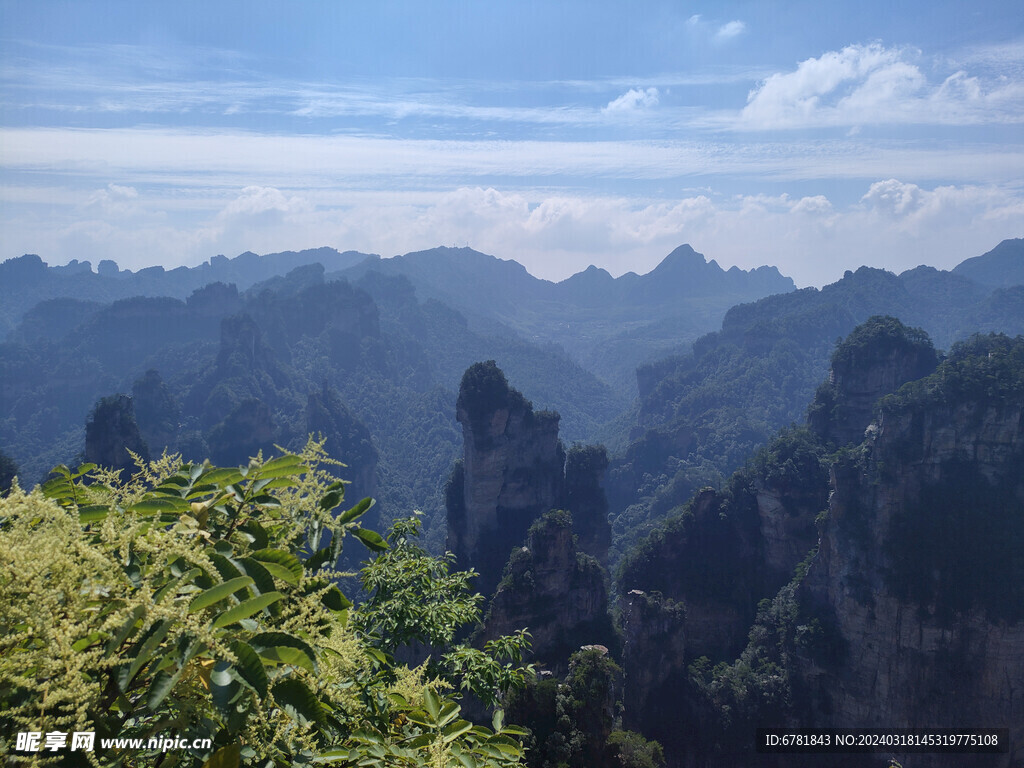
1 237 1023 767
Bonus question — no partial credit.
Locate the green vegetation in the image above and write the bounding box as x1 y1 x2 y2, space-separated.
506 648 662 768
878 334 1024 623
0 443 530 767
457 361 532 440
617 427 828 614
1 263 625 548
827 315 934 372
879 332 1024 414
608 265 1024 568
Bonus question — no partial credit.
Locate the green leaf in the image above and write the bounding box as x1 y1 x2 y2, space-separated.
249 493 282 508
211 660 242 718
319 489 344 512
202 743 240 768
208 553 244 582
78 504 109 523
121 619 171 689
254 454 306 480
131 497 189 516
423 687 441 721
188 577 254 613
70 462 96 478
197 467 245 488
211 592 283 628
438 701 460 727
337 496 374 525
304 547 334 572
237 557 277 597
257 645 315 672
272 678 326 728
321 585 352 611
229 641 268 699
41 469 78 507
250 632 317 672
405 734 434 749
352 528 388 552
71 631 107 652
147 663 183 709
491 708 504 732
313 749 355 763
442 719 474 744
250 549 304 585
238 519 269 550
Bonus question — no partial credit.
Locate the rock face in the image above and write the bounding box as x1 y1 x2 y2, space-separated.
84 394 150 479
620 590 686 741
447 361 611 596
206 399 276 467
808 315 937 447
618 432 829 664
448 361 564 596
305 384 378 504
187 312 297 435
132 369 180 456
563 445 612 569
482 511 614 669
799 336 1024 768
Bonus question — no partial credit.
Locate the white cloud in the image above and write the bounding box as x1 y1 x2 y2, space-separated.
218 186 310 220
741 43 1024 129
5 180 1019 290
604 87 660 113
86 183 140 215
716 21 746 40
861 179 924 216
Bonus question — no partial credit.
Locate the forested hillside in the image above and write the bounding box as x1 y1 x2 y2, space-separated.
607 257 1024 561
0 261 622 548
612 323 1024 767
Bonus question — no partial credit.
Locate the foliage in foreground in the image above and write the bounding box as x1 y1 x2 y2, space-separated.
0 442 529 767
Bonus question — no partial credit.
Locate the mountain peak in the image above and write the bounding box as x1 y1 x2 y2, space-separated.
651 244 710 274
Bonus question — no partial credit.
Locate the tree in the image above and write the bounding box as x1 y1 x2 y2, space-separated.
0 441 528 767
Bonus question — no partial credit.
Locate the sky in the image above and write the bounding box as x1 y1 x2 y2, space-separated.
1 1 1022 287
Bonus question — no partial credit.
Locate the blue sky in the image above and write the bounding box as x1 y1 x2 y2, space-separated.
1 1 1022 286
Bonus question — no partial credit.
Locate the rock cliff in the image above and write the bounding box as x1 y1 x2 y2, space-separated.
808 315 938 447
84 394 150 479
617 429 828 662
798 334 1024 768
447 361 565 596
447 361 610 596
620 590 687 741
305 383 378 504
131 369 180 456
482 510 614 669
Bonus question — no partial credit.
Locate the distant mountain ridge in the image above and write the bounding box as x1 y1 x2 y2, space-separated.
952 237 1024 288
0 247 374 336
1 243 797 395
334 244 796 393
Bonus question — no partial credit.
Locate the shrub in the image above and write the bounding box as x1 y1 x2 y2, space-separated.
0 442 528 767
